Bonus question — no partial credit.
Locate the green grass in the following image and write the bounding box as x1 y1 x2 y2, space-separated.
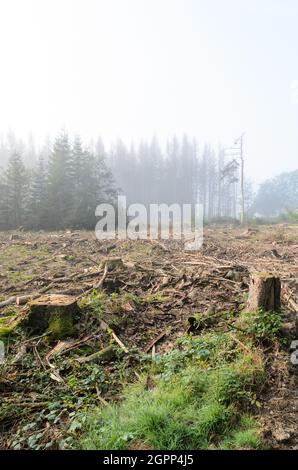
220 415 262 449
0 244 29 259
80 332 265 450
7 271 34 283
0 244 50 284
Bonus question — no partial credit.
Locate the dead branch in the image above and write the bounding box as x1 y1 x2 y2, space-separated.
144 331 166 353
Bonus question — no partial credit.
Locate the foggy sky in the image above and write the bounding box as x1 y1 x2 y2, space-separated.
0 0 298 183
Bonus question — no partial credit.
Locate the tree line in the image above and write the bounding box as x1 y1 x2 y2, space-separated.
2 131 296 231
109 136 253 219
0 131 116 230
251 170 298 217
0 132 252 231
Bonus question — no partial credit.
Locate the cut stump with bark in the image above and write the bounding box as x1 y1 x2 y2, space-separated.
247 273 281 312
27 294 79 339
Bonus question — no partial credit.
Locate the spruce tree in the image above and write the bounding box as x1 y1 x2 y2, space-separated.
5 152 28 229
71 135 86 227
26 155 48 229
47 130 73 229
79 150 116 229
0 170 9 229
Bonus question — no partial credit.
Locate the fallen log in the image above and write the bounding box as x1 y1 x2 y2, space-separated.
0 293 43 310
16 294 40 306
0 296 16 309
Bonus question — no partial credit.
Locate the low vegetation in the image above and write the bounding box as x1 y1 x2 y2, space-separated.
80 309 284 450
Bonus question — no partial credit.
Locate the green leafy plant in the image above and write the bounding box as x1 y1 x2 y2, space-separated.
240 310 283 344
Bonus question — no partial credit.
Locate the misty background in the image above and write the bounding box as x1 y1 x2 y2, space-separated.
0 0 298 229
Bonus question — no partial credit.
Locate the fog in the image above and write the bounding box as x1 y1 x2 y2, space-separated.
0 0 298 184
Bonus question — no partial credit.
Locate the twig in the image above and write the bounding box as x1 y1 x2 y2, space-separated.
77 263 109 299
85 256 103 267
94 263 108 290
111 331 129 353
20 332 51 345
99 319 129 353
226 321 247 333
33 346 46 370
230 334 251 353
95 385 109 406
144 331 166 353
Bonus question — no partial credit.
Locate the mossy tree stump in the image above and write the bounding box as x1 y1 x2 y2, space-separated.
247 273 281 312
27 294 79 339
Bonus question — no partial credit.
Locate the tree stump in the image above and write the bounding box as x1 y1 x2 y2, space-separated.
27 294 79 339
105 257 123 272
247 273 281 312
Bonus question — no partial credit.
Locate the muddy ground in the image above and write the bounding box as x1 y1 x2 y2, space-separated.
0 224 297 449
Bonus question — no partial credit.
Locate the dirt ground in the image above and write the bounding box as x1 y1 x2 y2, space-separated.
0 224 297 449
